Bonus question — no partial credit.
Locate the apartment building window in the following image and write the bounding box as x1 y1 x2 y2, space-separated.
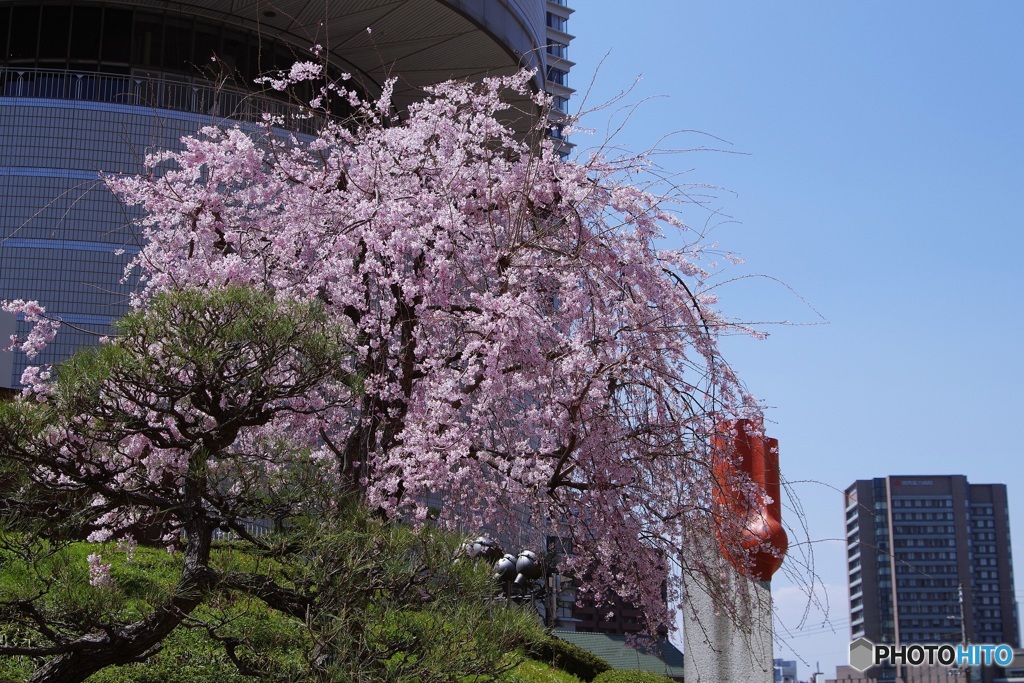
547 66 568 87
546 12 567 31
547 42 568 59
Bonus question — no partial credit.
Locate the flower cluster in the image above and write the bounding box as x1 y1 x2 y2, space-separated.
87 553 112 589
1 299 60 359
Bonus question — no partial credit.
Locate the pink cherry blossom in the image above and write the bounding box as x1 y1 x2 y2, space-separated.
6 68 774 637
1 299 60 359
87 553 112 588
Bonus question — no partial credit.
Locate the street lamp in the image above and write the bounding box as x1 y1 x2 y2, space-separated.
491 550 544 602
463 536 550 613
463 535 503 563
514 550 543 586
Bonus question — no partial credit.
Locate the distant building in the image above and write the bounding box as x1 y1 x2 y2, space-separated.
572 591 649 634
774 659 798 679
1001 649 1024 681
566 543 668 636
845 476 1020 682
826 662 967 683
775 657 798 683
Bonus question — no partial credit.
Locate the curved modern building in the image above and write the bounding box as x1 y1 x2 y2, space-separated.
0 0 574 389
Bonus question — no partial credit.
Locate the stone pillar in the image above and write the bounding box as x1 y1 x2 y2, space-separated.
683 420 786 682
682 565 774 681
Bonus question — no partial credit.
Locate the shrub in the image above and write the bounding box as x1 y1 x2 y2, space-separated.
592 672 675 683
511 659 585 683
526 636 612 682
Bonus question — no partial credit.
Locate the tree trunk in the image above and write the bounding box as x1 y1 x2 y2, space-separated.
28 521 213 683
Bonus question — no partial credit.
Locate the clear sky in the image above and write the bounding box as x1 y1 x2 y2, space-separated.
570 2 1024 678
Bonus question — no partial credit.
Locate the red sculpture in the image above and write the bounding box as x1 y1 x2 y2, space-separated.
711 419 788 581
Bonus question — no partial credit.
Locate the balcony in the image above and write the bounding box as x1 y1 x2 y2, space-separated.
0 67 314 133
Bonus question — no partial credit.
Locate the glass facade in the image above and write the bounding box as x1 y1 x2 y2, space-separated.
0 0 359 388
0 2 324 388
1 0 571 388
0 2 311 82
0 99 197 385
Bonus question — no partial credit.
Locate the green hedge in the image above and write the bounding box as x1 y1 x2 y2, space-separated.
511 659 585 683
592 671 674 683
526 636 612 682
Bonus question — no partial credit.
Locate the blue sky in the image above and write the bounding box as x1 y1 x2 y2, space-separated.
570 2 1024 677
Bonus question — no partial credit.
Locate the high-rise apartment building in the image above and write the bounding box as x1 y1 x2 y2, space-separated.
845 476 1019 679
0 0 573 388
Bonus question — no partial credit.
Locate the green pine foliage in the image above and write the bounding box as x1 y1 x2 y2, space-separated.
0 508 554 682
0 539 303 682
0 287 622 683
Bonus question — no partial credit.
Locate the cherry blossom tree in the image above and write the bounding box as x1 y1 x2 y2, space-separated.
1 67 772 680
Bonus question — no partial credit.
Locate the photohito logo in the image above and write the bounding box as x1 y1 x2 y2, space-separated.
849 637 1014 671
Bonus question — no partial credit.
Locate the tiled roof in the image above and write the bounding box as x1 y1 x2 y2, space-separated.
553 631 685 679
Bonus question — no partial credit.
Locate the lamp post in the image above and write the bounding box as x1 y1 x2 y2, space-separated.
466 536 551 618
492 549 544 607
946 583 969 683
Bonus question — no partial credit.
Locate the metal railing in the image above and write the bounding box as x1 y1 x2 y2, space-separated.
211 518 274 540
0 67 317 134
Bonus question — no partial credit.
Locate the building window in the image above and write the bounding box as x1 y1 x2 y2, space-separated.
546 42 567 59
0 2 320 86
546 66 568 87
9 6 40 62
546 12 567 32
